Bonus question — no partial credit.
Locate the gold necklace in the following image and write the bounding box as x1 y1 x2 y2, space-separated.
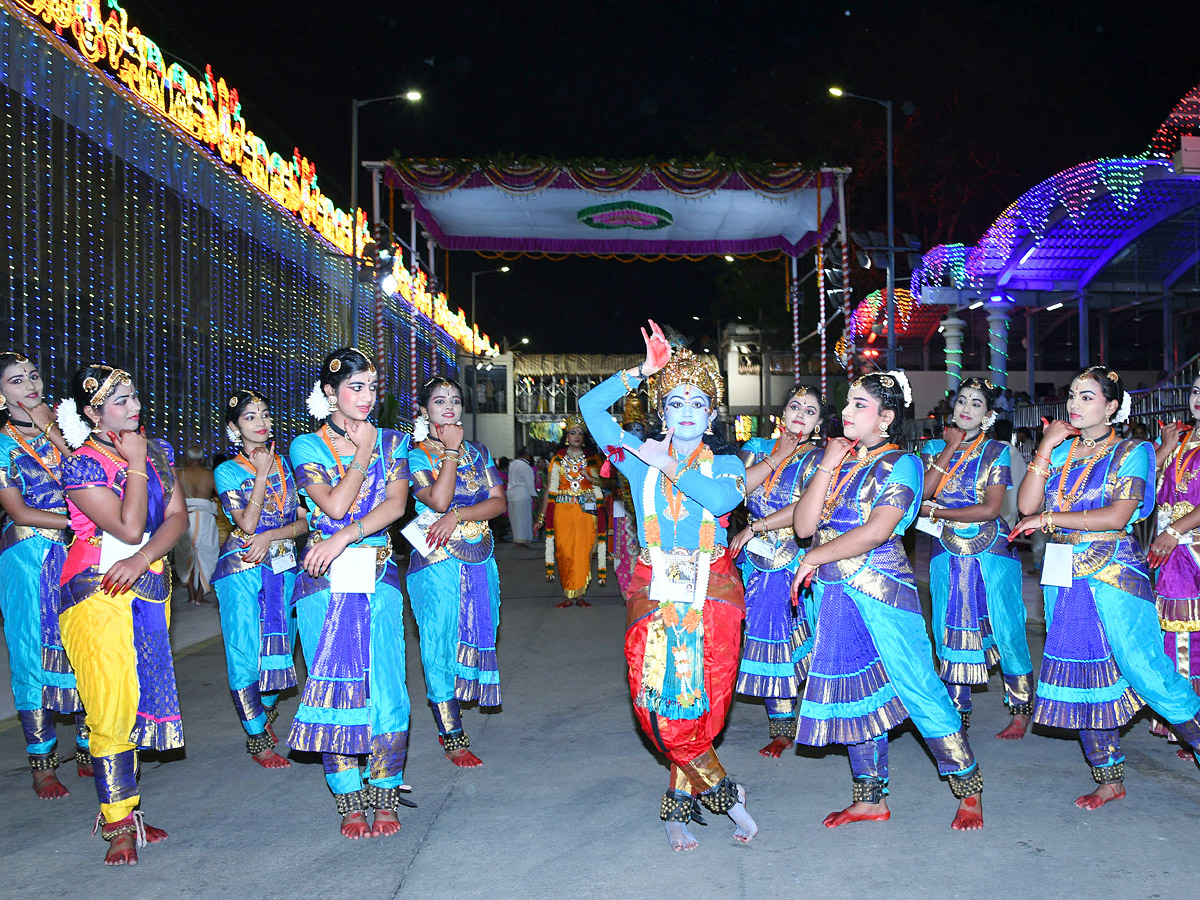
85 437 126 467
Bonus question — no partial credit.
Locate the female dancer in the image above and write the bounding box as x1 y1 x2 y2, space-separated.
1014 366 1200 808
0 350 87 798
727 386 824 757
1148 378 1200 755
539 414 605 607
406 376 506 767
57 365 188 865
920 377 1033 739
288 349 413 839
791 371 984 831
213 390 308 768
580 320 757 852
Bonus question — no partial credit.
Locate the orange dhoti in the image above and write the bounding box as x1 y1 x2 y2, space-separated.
624 554 744 793
554 502 597 599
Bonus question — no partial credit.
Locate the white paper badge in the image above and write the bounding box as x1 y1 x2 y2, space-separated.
268 538 297 574
649 554 698 605
98 531 150 574
747 536 776 557
612 500 626 519
1041 542 1074 588
330 545 378 594
915 516 945 538
583 499 597 512
401 519 434 557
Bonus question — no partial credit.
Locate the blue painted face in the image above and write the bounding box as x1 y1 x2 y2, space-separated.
663 384 712 442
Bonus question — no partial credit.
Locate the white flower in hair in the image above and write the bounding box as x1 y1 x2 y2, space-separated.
1113 390 1132 425
56 398 92 449
888 369 913 408
306 380 333 420
412 413 430 443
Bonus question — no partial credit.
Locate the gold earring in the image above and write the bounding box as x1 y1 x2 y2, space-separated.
705 421 714 435
812 424 821 438
879 422 889 436
1104 416 1111 426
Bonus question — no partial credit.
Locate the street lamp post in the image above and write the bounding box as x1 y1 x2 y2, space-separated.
469 267 509 441
829 87 896 369
350 90 421 347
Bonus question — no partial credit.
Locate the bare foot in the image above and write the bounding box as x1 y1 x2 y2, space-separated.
252 748 292 769
729 785 757 844
77 760 94 778
554 599 574 608
576 598 592 608
340 811 372 839
597 576 607 586
142 821 168 843
951 794 984 830
371 809 401 837
265 721 278 744
1075 781 1125 810
996 714 1031 740
104 833 137 866
823 799 891 828
32 769 69 799
759 736 794 758
1178 748 1196 762
446 748 483 768
665 820 699 851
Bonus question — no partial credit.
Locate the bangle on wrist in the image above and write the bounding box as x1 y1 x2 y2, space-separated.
763 455 778 471
1166 525 1184 541
636 362 645 378
127 469 148 480
452 507 464 525
353 520 365 543
1082 509 1089 530
620 370 633 392
350 460 370 478
816 464 835 475
246 497 263 509
136 549 153 568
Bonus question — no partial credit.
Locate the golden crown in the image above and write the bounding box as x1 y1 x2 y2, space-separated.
564 413 586 432
621 393 646 426
648 349 724 411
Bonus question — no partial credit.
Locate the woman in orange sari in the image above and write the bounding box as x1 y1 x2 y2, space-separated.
539 414 605 607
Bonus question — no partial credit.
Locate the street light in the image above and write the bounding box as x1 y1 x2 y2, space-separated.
470 267 509 440
350 91 421 345
829 85 896 369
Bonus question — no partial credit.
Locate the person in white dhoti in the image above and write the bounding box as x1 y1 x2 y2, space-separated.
506 447 537 548
175 447 220 604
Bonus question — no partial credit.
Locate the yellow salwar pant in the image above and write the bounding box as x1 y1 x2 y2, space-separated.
59 576 171 823
554 502 596 599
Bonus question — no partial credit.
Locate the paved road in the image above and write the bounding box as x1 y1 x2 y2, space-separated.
2 540 1198 899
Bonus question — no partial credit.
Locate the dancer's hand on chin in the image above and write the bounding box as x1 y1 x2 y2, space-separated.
111 429 148 463
628 429 673 471
822 437 857 468
344 418 377 451
16 399 55 432
434 423 464 452
942 426 966 452
639 319 670 376
1040 419 1079 450
250 446 274 477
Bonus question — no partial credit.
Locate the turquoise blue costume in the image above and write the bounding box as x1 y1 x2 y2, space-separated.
1036 437 1200 783
406 439 503 749
922 438 1032 722
797 447 981 803
213 452 301 752
736 437 822 739
0 428 86 773
288 427 413 814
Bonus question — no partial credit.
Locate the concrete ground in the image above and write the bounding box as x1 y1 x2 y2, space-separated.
2 537 1198 899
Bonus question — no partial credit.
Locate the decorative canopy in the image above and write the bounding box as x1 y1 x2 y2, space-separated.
915 81 1200 308
385 159 840 259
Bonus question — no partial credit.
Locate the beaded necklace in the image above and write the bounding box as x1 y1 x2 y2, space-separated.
822 443 898 521
763 438 812 497
1056 430 1115 511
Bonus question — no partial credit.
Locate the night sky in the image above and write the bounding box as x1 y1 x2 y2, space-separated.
138 1 1199 355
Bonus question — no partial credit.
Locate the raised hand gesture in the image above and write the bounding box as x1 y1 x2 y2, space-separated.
639 319 671 377
110 428 148 465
